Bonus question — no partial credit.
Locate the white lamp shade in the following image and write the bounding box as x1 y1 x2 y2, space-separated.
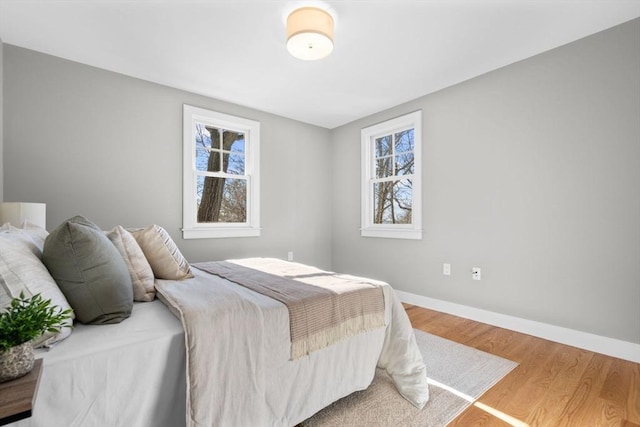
287 7 334 60
0 202 47 230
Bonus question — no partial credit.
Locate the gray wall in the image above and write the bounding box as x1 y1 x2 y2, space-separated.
0 37 4 201
3 45 333 268
331 19 640 344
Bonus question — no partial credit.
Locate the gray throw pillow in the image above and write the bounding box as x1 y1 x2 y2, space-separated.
42 215 133 324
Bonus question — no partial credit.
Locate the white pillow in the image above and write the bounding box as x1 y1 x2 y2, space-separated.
130 225 193 280
0 221 48 258
0 238 75 347
106 226 156 302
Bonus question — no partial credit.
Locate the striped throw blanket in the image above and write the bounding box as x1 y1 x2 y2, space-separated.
194 259 386 360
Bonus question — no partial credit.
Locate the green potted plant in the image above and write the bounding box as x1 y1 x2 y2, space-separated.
0 292 72 382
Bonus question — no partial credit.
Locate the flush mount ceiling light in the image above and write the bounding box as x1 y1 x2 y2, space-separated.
286 6 334 61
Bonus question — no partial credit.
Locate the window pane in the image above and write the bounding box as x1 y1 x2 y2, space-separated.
196 124 213 172
221 130 242 152
195 124 221 172
373 181 393 224
375 156 392 178
227 154 245 175
372 179 412 224
196 123 220 149
394 129 414 153
395 151 414 176
392 179 413 224
230 137 245 153
196 145 211 172
196 176 247 223
220 178 247 223
196 175 205 203
375 135 392 157
218 130 244 175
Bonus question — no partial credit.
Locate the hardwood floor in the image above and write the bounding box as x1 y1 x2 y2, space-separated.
404 304 640 427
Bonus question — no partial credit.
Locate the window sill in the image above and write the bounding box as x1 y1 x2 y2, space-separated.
361 228 422 240
182 226 261 239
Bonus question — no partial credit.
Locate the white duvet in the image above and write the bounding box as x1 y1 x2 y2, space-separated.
155 258 429 427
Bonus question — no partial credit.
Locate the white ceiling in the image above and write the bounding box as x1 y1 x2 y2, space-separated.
0 1 638 129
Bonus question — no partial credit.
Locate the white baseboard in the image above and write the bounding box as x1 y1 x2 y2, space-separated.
396 290 640 364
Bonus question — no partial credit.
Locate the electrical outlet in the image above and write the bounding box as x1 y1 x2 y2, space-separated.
472 267 481 280
287 251 294 261
443 263 451 276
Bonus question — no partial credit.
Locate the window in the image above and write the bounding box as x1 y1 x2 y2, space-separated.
361 111 422 239
183 105 260 238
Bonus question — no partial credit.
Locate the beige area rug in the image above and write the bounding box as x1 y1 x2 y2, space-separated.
300 329 518 426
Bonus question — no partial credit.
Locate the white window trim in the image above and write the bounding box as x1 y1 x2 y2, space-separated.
361 110 422 240
182 104 260 239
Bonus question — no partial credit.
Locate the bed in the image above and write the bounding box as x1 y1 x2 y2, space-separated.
1 219 428 427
